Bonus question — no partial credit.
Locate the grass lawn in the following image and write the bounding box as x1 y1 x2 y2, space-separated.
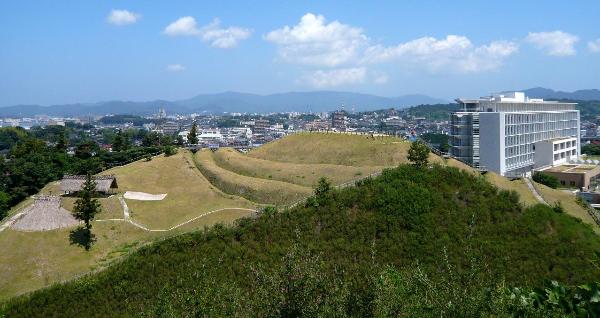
61 196 123 220
0 221 157 300
532 182 600 233
249 132 412 166
0 151 261 300
102 150 255 230
484 172 540 207
194 149 313 205
213 147 380 187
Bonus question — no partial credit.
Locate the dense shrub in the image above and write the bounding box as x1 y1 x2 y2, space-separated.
532 171 560 189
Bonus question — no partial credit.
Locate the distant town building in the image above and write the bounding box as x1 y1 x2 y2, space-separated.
305 120 330 131
252 119 270 135
331 111 346 130
161 121 180 135
157 107 167 119
450 92 580 177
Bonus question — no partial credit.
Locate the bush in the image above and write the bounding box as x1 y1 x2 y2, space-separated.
163 146 177 157
532 172 559 189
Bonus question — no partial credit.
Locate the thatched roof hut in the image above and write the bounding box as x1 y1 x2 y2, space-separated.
60 175 118 194
11 195 79 231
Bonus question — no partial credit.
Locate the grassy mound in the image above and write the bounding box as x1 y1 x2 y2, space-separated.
194 149 312 205
0 151 256 299
213 147 379 187
3 164 598 317
248 132 412 166
103 151 254 229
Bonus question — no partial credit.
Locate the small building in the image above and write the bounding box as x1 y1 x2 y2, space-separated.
60 175 118 195
536 164 600 190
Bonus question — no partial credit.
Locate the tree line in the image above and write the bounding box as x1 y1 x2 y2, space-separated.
0 125 174 220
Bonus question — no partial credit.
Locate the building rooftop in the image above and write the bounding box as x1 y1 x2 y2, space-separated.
542 164 598 173
456 92 577 105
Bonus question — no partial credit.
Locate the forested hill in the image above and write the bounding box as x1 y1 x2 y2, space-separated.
402 103 459 120
2 164 600 317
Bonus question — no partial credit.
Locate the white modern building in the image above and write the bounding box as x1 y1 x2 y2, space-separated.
450 92 579 177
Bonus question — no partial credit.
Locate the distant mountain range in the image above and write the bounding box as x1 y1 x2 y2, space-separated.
2 88 597 117
0 91 447 117
519 87 600 101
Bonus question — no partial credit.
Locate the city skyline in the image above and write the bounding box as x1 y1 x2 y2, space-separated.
1 1 599 106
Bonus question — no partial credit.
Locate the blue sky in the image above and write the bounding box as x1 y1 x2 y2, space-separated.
0 1 599 106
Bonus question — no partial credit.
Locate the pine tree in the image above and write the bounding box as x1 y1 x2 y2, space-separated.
113 131 125 152
56 130 68 152
407 140 430 168
72 173 102 250
188 122 199 145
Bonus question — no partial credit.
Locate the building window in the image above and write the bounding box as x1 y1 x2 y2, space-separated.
569 181 576 186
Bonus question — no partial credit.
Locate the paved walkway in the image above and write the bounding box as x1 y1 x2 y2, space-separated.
524 177 548 205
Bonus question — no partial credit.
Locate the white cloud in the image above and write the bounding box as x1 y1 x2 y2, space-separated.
265 13 518 79
265 13 368 67
364 36 518 73
107 9 140 26
199 18 252 48
303 67 366 88
163 16 200 36
525 31 579 56
588 39 600 53
166 64 185 72
164 17 251 48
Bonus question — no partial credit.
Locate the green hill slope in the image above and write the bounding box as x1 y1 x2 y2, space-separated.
3 164 599 317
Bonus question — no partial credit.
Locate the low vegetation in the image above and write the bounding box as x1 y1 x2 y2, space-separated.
103 151 254 229
2 164 599 317
212 148 379 187
194 149 312 205
533 171 560 189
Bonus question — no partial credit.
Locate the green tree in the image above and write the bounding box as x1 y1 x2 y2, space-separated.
112 131 129 152
0 191 10 220
532 172 559 189
75 140 99 159
188 122 199 145
175 134 184 146
55 130 68 152
71 173 102 250
142 131 161 147
407 140 430 168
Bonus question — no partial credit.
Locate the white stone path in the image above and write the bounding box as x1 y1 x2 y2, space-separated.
94 195 256 232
